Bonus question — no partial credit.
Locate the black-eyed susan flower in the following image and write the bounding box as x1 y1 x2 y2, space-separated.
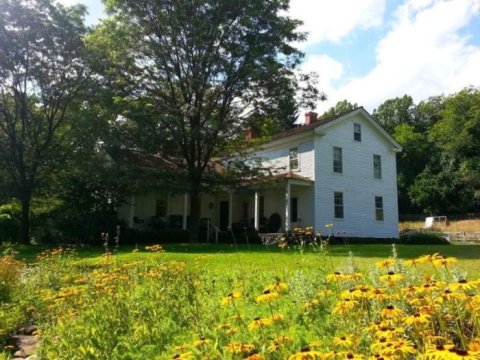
247 317 272 331
332 299 358 314
269 313 285 322
288 347 325 359
376 258 396 269
172 352 193 359
224 341 255 354
432 256 457 268
192 337 212 347
303 299 320 309
333 335 354 348
264 281 288 293
256 289 280 303
221 291 241 306
245 353 264 360
451 279 478 292
404 313 431 327
327 272 348 283
380 305 404 320
379 272 405 286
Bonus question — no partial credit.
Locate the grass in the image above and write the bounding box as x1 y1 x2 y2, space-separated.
400 219 480 232
8 242 480 277
1 242 480 359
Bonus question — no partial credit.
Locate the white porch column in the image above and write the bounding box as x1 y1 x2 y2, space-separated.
128 195 135 228
285 181 291 232
182 192 188 230
228 191 233 230
254 191 260 230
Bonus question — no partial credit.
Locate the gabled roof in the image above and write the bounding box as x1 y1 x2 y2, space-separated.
266 107 403 152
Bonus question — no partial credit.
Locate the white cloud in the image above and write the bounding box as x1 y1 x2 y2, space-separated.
309 0 480 112
288 0 386 47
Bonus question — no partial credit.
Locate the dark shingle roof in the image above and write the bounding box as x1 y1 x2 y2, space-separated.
270 107 363 141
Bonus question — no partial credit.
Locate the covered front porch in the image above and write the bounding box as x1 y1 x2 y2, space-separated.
117 173 314 238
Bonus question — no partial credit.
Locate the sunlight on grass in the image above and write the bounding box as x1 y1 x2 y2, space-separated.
1 243 480 359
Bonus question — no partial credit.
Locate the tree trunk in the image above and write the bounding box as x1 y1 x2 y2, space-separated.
19 193 31 245
189 191 201 243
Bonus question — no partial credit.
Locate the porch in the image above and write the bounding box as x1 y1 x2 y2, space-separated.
117 173 314 237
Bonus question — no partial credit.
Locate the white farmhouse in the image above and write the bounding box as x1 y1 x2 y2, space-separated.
118 107 403 239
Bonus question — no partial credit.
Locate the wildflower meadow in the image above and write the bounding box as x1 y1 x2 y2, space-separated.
1 242 480 359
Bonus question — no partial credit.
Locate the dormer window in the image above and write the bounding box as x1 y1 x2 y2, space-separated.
289 147 299 170
354 123 361 141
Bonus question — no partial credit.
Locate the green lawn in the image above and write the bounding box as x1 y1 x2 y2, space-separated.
9 243 480 277
2 242 480 359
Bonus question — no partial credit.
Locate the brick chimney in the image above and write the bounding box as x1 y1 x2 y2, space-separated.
245 126 256 140
305 111 318 125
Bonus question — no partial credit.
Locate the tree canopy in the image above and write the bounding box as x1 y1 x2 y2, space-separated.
0 0 90 243
89 0 320 241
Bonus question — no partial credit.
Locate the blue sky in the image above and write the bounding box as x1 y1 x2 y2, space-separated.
61 0 480 113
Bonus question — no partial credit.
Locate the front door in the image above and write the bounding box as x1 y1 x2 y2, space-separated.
219 201 229 231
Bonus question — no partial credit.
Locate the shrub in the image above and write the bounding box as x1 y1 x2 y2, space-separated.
399 231 450 245
0 203 21 243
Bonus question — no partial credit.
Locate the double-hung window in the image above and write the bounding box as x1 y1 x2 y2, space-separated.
354 123 361 141
289 147 299 171
156 198 167 217
333 147 343 173
373 154 382 179
375 196 384 221
334 192 344 219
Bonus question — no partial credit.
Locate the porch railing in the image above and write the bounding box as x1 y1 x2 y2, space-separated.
205 219 220 244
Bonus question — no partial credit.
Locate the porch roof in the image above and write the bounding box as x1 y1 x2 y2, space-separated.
249 171 313 189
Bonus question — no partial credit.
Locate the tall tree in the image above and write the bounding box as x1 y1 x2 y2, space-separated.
320 99 358 119
0 0 89 243
372 95 415 133
91 0 319 241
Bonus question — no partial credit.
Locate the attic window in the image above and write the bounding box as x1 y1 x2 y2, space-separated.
289 147 299 170
354 123 361 141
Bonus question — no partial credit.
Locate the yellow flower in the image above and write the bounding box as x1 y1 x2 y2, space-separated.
264 281 288 293
172 352 194 359
288 347 325 360
247 317 272 331
317 289 333 298
404 313 431 327
221 291 241 306
303 299 320 309
380 305 404 320
256 289 280 303
332 299 358 314
245 354 264 360
379 272 405 286
333 335 354 348
308 340 322 348
327 272 348 282
450 279 478 292
192 337 212 347
224 341 255 354
268 336 293 352
269 313 285 322
432 256 457 267
376 258 396 269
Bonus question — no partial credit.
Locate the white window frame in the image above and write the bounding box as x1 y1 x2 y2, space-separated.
373 154 382 179
334 192 344 219
289 146 299 171
375 196 384 221
333 146 343 173
156 197 168 217
354 123 361 141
